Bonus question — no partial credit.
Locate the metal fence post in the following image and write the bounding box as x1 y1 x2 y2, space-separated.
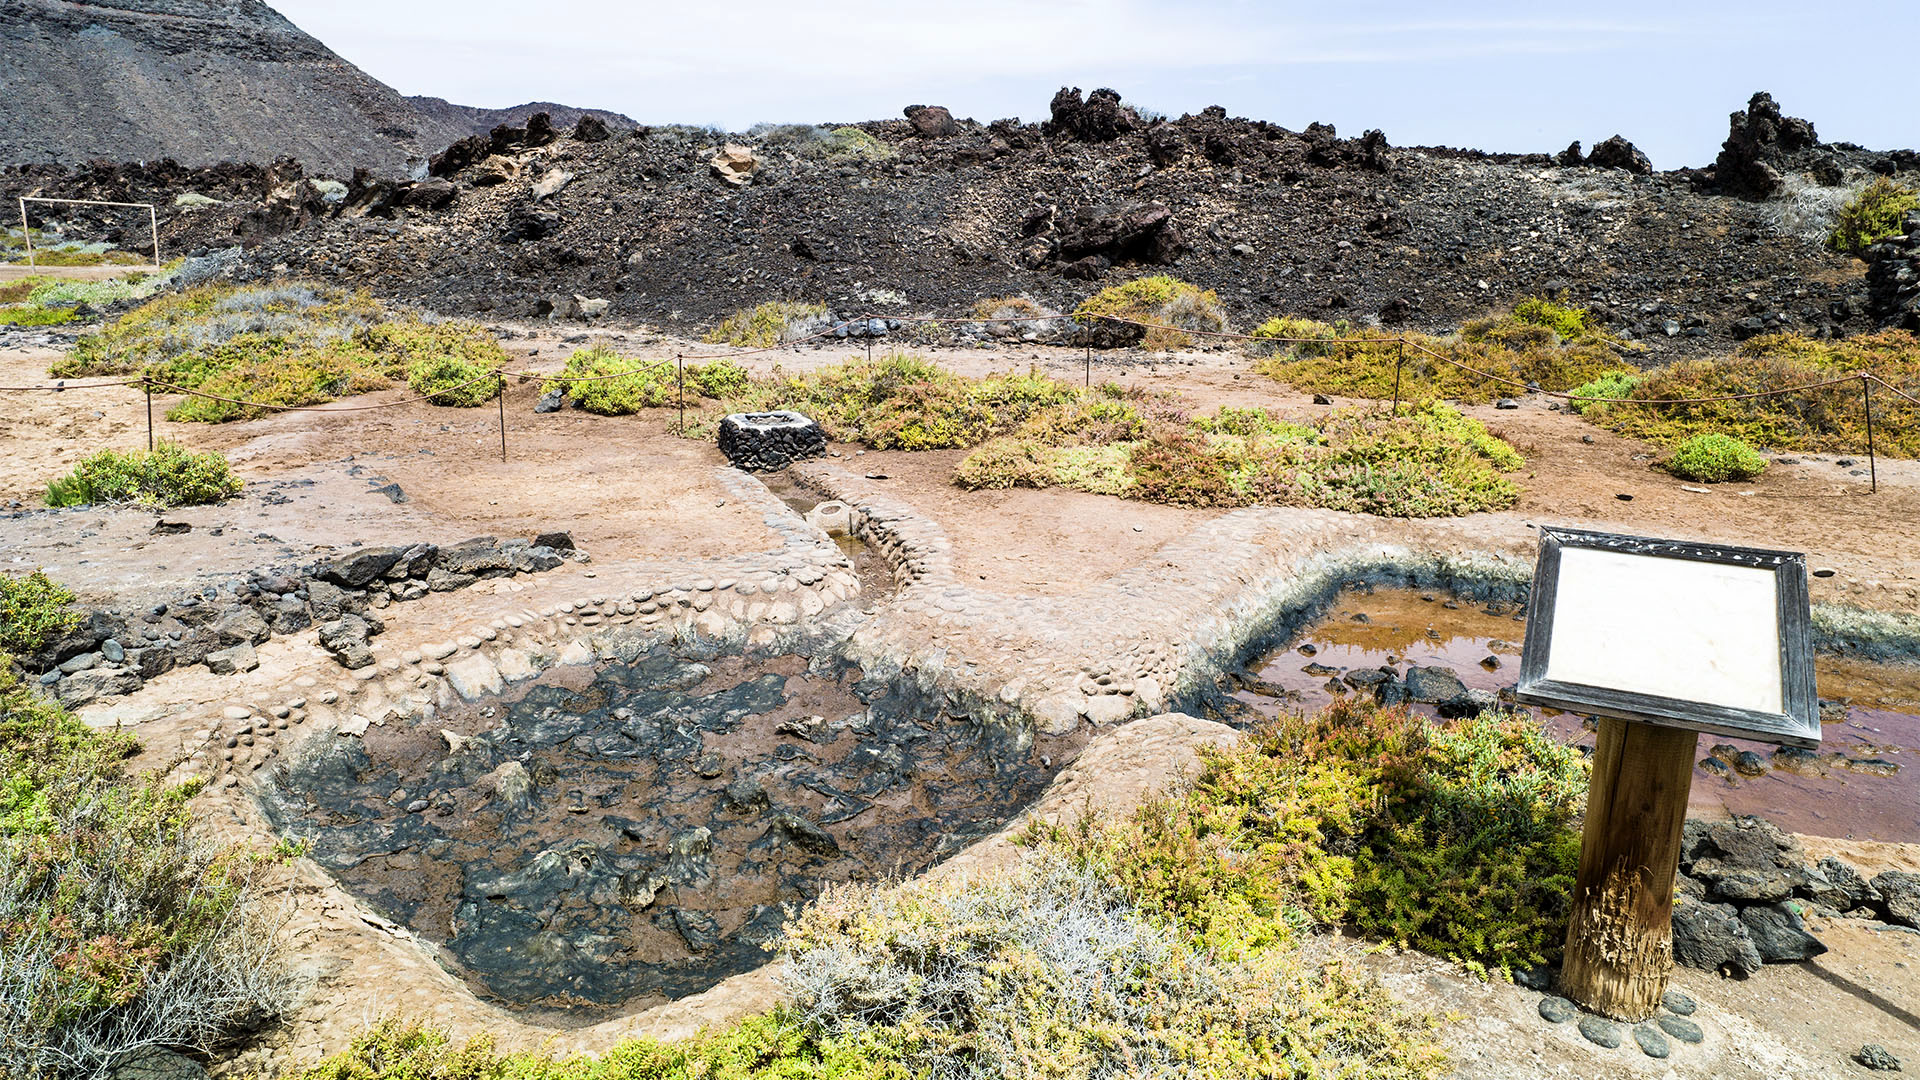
1862 375 1877 494
498 374 508 463
145 379 154 452
1392 341 1405 417
677 354 686 433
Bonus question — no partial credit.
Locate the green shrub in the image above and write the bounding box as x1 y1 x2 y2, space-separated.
950 436 1054 489
1829 177 1920 256
544 347 675 414
407 354 499 407
0 304 76 327
44 442 242 508
1588 331 1920 456
0 571 80 655
1047 698 1586 976
1248 315 1340 356
702 301 829 348
1566 370 1642 416
1074 275 1227 350
688 358 750 398
52 283 508 423
1664 432 1768 482
820 126 894 163
0 660 289 1077
1255 314 1624 406
1510 296 1597 340
782 856 1446 1080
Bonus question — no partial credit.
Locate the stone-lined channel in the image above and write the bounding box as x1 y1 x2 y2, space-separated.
261 638 1074 1016
1229 587 1919 843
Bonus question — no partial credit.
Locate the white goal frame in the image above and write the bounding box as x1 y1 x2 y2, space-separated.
16 196 161 270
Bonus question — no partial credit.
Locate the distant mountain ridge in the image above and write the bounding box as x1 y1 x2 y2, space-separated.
0 0 629 175
407 97 639 140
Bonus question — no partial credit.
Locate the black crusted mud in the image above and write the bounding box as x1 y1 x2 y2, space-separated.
261 642 1070 1015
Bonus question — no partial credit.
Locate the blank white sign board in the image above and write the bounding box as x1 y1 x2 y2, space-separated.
1515 528 1819 748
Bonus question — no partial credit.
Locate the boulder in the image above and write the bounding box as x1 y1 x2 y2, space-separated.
1046 87 1137 142
472 155 519 186
321 545 408 587
903 105 958 137
306 579 348 621
1402 665 1468 704
1872 870 1920 928
1739 901 1827 962
54 666 142 706
1713 91 1821 199
533 531 574 552
317 615 375 669
402 177 458 210
211 604 270 645
764 811 839 855
1055 201 1188 266
1587 135 1652 175
500 204 561 243
1671 898 1763 975
204 642 259 675
429 134 490 178
572 114 611 142
1802 856 1877 911
709 144 759 186
532 168 574 201
439 537 513 576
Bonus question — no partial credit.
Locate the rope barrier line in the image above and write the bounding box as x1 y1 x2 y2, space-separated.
3 309 1915 422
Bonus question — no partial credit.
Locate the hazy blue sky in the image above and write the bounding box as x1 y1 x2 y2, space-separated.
274 0 1915 168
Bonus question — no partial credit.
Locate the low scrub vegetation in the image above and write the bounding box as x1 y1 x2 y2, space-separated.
0 268 179 328
1254 299 1627 406
1577 330 1920 456
1 659 289 1078
45 442 242 508
1829 177 1919 256
50 283 511 422
288 857 1444 1080
0 570 80 656
1664 432 1768 482
406 354 500 407
1074 275 1228 349
703 301 831 348
1041 698 1587 976
541 348 748 415
957 395 1523 517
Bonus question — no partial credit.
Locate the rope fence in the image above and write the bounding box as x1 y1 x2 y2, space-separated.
4 308 1911 490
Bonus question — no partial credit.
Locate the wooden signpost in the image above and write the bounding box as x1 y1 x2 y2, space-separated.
1515 527 1819 1020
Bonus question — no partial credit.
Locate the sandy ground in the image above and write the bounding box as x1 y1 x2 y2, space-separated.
3 326 1918 1078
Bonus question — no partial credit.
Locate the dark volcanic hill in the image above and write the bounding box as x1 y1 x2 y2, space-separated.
5 90 1916 353
0 0 628 176
407 97 640 140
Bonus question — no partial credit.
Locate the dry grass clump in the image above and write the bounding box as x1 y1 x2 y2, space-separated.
1073 275 1227 349
50 283 509 422
1254 298 1628 406
702 301 832 348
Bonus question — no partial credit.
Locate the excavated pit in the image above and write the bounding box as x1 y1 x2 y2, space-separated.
261 640 1075 1018
1228 587 1919 843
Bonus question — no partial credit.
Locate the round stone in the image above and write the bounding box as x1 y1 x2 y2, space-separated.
1633 1023 1670 1058
1657 1015 1704 1044
1660 988 1696 1016
1538 996 1579 1024
1577 1015 1623 1048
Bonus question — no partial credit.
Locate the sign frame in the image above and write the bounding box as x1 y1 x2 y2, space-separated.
1514 526 1819 749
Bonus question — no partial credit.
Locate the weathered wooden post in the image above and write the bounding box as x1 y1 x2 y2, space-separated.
1515 527 1818 1020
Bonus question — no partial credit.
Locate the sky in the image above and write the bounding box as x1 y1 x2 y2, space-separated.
273 0 1917 169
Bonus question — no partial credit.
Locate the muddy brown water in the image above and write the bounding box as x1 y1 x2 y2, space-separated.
1234 588 1920 844
261 643 1072 1019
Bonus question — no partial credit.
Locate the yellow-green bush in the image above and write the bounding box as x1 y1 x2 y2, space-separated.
1664 432 1768 482
1566 370 1643 416
1830 177 1919 256
955 400 1523 518
407 354 499 407
1586 330 1920 456
1073 275 1227 349
52 283 510 423
44 442 242 507
1254 309 1626 405
1248 315 1339 356
2 659 289 1078
0 571 79 656
1043 697 1586 975
702 301 829 348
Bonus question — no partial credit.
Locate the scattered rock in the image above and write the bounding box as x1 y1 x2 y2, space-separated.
1632 1023 1671 1059
1538 996 1579 1023
1577 1015 1624 1048
709 143 759 186
317 615 375 669
1660 988 1696 1016
1739 901 1827 962
903 104 959 137
1671 898 1763 975
1657 1015 1704 1044
204 642 259 675
1855 1044 1903 1072
1872 870 1920 928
